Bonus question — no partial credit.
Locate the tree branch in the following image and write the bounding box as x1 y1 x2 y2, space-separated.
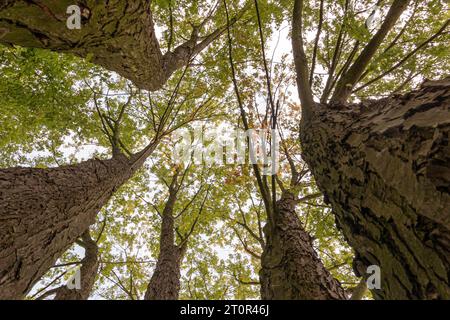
320 0 350 103
310 0 325 86
292 0 315 125
331 0 410 103
223 0 272 217
353 19 450 93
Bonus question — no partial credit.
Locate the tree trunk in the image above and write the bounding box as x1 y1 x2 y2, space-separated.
300 78 450 299
144 190 185 300
0 153 138 299
53 230 99 300
0 1 222 91
350 278 368 300
0 0 209 300
0 0 165 90
330 0 410 104
143 226 185 300
259 191 347 300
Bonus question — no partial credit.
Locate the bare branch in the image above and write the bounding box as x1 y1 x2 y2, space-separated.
232 227 262 260
296 192 323 204
320 0 350 103
30 270 68 300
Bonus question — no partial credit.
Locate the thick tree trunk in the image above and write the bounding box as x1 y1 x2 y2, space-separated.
259 191 347 300
53 230 99 300
0 0 216 91
300 78 450 299
144 191 185 300
0 153 138 299
0 0 165 90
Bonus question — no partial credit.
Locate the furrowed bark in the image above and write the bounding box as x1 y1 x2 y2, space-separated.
144 216 186 300
0 154 129 299
53 230 99 300
331 0 410 104
144 182 185 300
300 78 450 299
0 1 220 91
0 143 157 300
259 191 347 300
0 0 163 90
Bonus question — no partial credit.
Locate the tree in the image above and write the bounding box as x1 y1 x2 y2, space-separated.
143 162 211 300
49 230 99 300
0 0 232 91
258 156 347 299
1 0 448 301
291 0 450 299
223 0 347 299
0 55 218 299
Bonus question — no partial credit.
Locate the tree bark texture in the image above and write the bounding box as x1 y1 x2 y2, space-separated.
144 188 186 300
0 153 134 299
300 78 450 299
0 0 201 91
53 230 99 300
259 191 347 300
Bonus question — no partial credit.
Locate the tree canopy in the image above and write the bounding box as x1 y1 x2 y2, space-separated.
0 0 448 300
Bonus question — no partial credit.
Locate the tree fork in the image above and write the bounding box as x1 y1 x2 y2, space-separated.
0 0 226 91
